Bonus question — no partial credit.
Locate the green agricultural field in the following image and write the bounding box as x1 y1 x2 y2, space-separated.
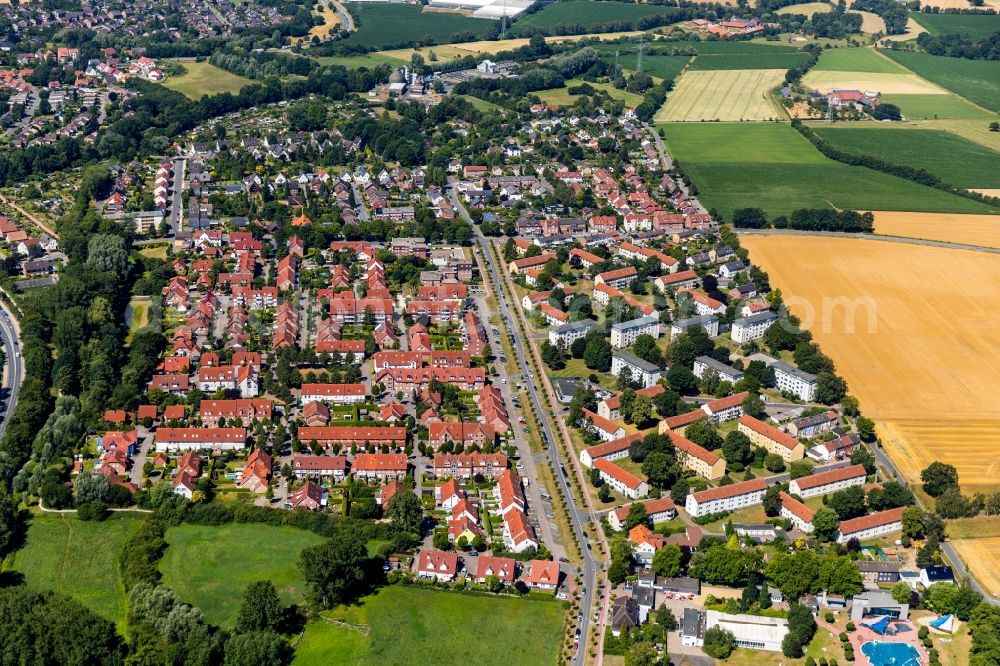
512 0 674 33
910 11 1000 38
343 3 494 50
10 513 141 629
161 61 254 99
688 52 812 70
686 41 805 55
812 126 1000 189
159 523 324 627
812 47 905 73
597 51 691 82
292 586 566 666
881 93 994 120
879 49 1000 112
659 122 998 219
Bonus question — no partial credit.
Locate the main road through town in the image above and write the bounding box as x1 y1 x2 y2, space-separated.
449 181 609 666
0 298 23 441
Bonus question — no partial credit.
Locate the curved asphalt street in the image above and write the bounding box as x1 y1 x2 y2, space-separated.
0 299 23 440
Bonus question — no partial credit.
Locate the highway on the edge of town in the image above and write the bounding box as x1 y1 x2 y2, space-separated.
0 299 23 441
448 182 603 666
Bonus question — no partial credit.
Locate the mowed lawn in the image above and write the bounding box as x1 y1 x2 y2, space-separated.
162 61 253 99
159 523 324 627
11 512 141 628
292 586 566 666
659 122 998 218
811 47 905 73
811 126 1000 189
879 49 1000 112
343 3 494 50
655 69 786 121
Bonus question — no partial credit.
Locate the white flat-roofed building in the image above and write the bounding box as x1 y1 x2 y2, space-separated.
549 318 595 347
705 611 789 652
685 478 767 517
731 311 777 343
773 361 818 401
693 356 744 383
611 351 662 388
670 315 719 340
610 316 660 349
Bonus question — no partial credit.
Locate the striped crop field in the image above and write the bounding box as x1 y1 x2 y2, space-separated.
655 68 785 122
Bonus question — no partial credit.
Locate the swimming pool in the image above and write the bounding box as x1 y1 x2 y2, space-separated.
861 641 921 666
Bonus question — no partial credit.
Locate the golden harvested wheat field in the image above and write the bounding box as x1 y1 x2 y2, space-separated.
776 2 832 15
655 69 785 122
802 70 946 95
873 211 1000 248
951 537 1000 597
741 235 1000 491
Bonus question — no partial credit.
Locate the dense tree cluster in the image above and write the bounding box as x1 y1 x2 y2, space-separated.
731 206 875 233
915 29 1000 60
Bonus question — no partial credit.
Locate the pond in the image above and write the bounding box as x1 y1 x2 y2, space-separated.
861 641 921 666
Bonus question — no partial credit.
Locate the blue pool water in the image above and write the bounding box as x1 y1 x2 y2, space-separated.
861 641 921 666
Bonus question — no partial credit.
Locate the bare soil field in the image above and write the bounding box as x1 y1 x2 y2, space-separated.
873 211 1000 248
951 537 1000 597
741 235 1000 492
802 70 947 94
655 68 786 121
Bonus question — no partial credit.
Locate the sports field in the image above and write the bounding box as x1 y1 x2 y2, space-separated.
910 11 1000 37
880 93 993 120
951 537 1000 598
160 523 324 627
812 47 905 73
655 69 785 121
812 126 1000 189
161 61 253 99
879 49 1000 112
872 212 1000 248
343 3 493 50
292 585 565 666
741 234 1000 492
511 0 677 33
659 123 997 218
11 513 141 629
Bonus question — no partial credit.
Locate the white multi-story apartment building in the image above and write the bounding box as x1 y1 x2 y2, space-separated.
731 311 777 344
773 361 818 401
549 318 596 347
594 458 649 499
837 507 904 544
779 491 815 533
685 478 767 517
610 316 661 349
789 464 867 498
693 356 744 383
670 315 719 340
611 351 662 388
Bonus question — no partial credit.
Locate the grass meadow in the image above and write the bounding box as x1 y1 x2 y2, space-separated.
812 126 1000 189
9 512 141 629
811 47 905 73
659 122 998 218
879 49 1000 112
881 93 994 120
292 585 566 666
161 61 253 99
159 523 324 627
910 11 1000 37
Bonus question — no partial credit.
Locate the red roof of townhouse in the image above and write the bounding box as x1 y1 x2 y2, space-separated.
583 409 623 437
779 491 815 523
497 469 525 510
504 508 537 547
838 507 905 536
297 426 406 443
614 497 676 522
657 270 698 287
793 464 867 491
300 383 366 398
353 453 408 472
597 266 638 283
293 455 348 472
570 248 603 265
510 253 557 270
583 433 644 460
155 428 247 444
416 549 459 576
538 302 568 323
739 415 801 452
475 555 516 582
629 524 666 549
428 421 495 444
662 409 708 431
688 290 724 311
667 431 721 466
525 559 560 586
704 391 749 414
690 478 767 503
594 458 644 491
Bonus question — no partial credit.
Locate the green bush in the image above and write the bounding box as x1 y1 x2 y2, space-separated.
846 621 856 631
824 612 835 623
